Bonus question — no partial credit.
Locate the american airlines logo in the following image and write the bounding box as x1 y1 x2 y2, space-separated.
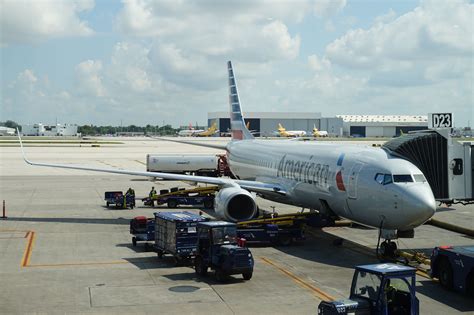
276 154 330 188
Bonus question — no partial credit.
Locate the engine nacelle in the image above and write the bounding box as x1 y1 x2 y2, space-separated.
214 186 258 222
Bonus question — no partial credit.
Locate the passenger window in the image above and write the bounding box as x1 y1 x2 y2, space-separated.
413 174 426 182
393 175 413 183
383 174 392 185
375 173 384 184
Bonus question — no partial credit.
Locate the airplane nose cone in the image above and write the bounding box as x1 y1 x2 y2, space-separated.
404 187 436 227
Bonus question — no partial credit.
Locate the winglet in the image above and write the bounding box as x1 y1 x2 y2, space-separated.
17 128 32 165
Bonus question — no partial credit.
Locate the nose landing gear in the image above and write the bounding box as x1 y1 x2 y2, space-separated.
376 221 399 258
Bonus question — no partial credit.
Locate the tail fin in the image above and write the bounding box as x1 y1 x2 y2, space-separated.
228 61 254 141
278 123 285 131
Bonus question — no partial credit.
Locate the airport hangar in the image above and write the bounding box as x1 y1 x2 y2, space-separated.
208 112 344 137
208 112 428 137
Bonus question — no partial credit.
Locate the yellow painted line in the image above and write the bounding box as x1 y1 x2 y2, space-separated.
27 261 128 268
260 257 335 301
135 160 146 165
21 231 36 267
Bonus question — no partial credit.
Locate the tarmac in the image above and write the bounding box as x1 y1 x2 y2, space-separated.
0 137 473 314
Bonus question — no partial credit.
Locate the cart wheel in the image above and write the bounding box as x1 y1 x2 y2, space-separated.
167 200 178 208
144 243 149 251
242 272 253 280
106 202 110 207
132 237 137 247
157 250 163 259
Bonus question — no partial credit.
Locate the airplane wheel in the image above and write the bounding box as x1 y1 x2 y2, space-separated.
203 200 213 209
380 241 396 257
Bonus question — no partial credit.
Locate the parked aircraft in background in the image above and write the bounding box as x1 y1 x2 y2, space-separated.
19 61 436 256
313 125 328 137
195 122 219 137
277 123 307 137
178 123 204 136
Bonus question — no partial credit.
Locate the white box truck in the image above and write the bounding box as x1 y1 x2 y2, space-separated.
146 154 219 177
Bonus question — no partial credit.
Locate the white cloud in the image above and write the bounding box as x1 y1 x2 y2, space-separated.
1 0 95 46
75 60 106 97
326 0 474 70
314 0 346 18
308 54 331 72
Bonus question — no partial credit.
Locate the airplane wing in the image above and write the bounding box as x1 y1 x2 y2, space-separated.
18 131 286 196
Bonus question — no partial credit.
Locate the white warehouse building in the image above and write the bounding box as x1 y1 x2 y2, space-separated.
22 123 78 136
208 112 344 137
337 115 428 137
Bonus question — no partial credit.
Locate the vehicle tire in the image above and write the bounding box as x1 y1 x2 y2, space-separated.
278 235 292 246
203 200 214 209
132 237 137 247
215 270 228 282
242 272 253 280
195 256 208 276
144 243 149 251
106 202 110 207
467 272 474 298
167 200 178 208
438 257 454 290
157 250 163 259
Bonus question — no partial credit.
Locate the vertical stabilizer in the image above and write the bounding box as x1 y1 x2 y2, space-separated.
228 61 254 140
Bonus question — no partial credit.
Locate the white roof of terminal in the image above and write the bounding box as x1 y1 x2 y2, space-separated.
336 115 427 123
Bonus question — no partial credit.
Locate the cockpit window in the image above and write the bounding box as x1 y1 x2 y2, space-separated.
375 173 393 185
413 174 427 182
393 174 413 183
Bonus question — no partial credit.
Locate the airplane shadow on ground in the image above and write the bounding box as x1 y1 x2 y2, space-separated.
416 279 474 312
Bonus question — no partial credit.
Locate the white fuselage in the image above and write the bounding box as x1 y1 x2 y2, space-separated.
226 140 436 231
178 129 204 136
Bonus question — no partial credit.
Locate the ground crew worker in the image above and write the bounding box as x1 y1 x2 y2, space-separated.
126 187 135 207
148 186 157 206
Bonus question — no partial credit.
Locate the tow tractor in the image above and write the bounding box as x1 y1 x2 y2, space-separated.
142 186 218 209
194 221 254 282
318 263 419 315
104 191 135 209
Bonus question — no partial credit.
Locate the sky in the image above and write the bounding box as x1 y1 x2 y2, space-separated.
1 0 473 127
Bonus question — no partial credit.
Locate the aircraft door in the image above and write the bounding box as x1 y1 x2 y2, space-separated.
347 163 364 199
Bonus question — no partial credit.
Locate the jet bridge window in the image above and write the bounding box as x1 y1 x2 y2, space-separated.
375 173 393 185
393 175 413 183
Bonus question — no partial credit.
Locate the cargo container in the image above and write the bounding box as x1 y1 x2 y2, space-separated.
153 211 207 264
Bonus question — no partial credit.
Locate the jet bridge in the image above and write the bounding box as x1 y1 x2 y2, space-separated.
382 129 473 204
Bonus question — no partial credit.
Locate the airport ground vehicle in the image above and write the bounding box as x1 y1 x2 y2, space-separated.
194 221 254 282
130 216 155 248
142 186 217 209
318 263 419 315
104 191 134 209
430 245 474 296
154 211 207 264
142 186 216 209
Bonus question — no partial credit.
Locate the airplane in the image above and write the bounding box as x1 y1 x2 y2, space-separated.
313 125 328 137
177 122 203 136
194 122 219 137
18 61 436 256
277 123 307 137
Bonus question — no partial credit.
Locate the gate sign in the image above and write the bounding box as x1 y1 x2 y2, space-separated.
428 113 452 128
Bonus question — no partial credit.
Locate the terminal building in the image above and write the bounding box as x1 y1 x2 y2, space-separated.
208 112 343 137
22 123 78 136
337 115 428 137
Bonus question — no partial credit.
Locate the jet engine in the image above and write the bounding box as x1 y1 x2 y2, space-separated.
214 186 258 222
